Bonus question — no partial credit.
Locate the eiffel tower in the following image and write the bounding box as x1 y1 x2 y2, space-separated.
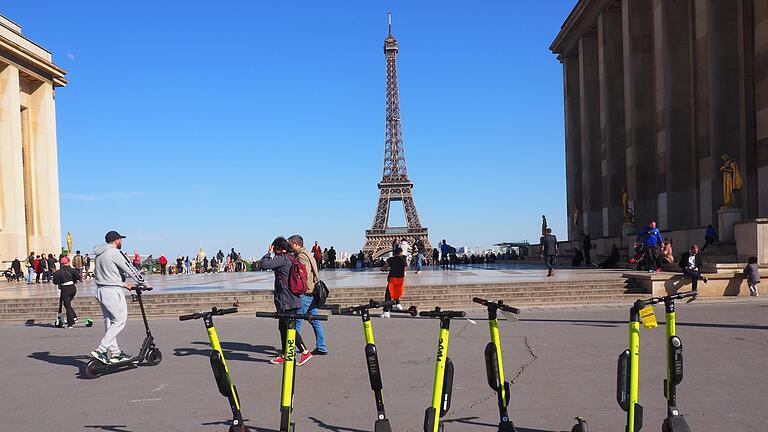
362 13 432 259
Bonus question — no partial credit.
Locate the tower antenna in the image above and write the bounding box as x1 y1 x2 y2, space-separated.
388 12 392 35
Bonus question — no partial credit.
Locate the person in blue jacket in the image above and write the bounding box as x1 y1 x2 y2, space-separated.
636 220 663 273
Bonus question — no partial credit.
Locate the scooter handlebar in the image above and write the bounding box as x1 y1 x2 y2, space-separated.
642 290 698 305
255 311 329 321
472 297 521 314
179 307 239 321
419 309 466 318
213 307 239 315
347 299 399 312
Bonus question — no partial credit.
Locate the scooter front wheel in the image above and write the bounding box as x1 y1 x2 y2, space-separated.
146 348 162 366
85 359 103 378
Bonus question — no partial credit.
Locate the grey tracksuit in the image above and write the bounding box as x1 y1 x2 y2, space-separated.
93 243 140 353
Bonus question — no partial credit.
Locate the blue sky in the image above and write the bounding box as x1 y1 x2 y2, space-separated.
8 1 575 258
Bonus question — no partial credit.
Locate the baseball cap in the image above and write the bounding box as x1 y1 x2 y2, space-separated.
105 231 126 243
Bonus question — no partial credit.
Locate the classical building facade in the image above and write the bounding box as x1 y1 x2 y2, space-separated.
0 15 67 262
551 0 767 259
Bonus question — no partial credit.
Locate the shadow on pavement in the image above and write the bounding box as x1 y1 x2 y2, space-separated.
444 416 561 432
521 318 768 331
201 419 278 432
84 425 132 432
24 319 57 328
173 341 278 364
307 416 370 432
28 351 92 379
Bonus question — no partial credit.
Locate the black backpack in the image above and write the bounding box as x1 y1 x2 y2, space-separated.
314 280 329 306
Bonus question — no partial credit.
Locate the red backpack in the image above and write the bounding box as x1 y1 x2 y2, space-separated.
284 254 308 296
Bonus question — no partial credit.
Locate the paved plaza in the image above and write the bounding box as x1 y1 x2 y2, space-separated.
0 263 624 300
4 300 767 431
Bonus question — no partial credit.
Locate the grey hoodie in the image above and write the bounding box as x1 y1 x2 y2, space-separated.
93 243 140 288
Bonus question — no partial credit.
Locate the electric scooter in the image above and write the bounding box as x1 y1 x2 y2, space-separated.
84 253 162 378
419 306 465 432
617 290 697 432
255 311 329 432
472 297 589 432
179 307 245 432
54 295 93 328
343 299 417 432
472 297 519 432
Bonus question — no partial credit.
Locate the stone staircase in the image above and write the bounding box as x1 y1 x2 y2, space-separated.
0 280 640 323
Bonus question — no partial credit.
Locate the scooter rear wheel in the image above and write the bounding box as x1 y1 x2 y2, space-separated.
85 359 103 378
146 348 162 366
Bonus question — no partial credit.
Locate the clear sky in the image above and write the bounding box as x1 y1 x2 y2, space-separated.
7 1 576 258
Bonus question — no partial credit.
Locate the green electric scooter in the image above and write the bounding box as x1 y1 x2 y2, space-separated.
472 297 588 432
255 311 329 432
179 307 245 432
617 290 697 432
419 306 466 432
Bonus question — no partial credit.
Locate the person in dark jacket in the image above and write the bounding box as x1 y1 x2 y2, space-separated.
259 237 313 366
702 225 718 251
11 257 23 280
678 244 708 293
743 256 760 296
46 253 57 282
582 234 593 267
52 256 82 328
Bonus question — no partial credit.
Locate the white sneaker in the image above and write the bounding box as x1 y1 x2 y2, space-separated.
380 311 391 319
393 303 404 312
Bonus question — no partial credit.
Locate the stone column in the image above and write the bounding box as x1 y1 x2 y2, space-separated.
0 64 27 262
598 7 626 238
27 82 62 254
756 0 768 216
653 0 697 230
707 0 741 212
622 0 657 228
579 31 603 238
563 53 583 239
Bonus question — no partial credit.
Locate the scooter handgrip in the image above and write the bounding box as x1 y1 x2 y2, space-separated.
255 312 278 318
307 315 329 321
450 311 467 318
216 307 239 315
472 297 487 305
678 290 698 299
179 313 199 321
499 304 521 314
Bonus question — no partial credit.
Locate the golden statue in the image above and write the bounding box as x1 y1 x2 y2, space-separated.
197 246 206 262
720 154 743 207
621 188 634 223
66 232 73 254
571 207 579 229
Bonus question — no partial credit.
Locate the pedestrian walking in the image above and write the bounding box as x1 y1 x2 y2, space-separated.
380 247 407 318
678 244 708 293
636 220 663 273
582 234 592 267
289 235 328 355
414 237 426 274
328 247 337 271
260 237 314 366
90 231 143 364
743 256 760 296
26 252 35 284
702 225 718 251
72 250 85 279
540 228 559 277
52 256 81 328
158 254 168 275
312 241 323 270
432 247 439 269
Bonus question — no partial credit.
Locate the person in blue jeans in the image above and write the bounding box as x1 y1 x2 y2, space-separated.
289 235 328 355
414 238 426 274
26 252 35 284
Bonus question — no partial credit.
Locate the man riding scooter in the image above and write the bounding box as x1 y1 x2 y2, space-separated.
90 231 143 364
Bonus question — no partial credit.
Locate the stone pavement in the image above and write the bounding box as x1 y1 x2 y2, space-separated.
0 263 624 300
4 300 767 431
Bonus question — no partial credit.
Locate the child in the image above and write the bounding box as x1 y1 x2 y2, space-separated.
52 256 82 328
380 247 407 318
743 256 760 297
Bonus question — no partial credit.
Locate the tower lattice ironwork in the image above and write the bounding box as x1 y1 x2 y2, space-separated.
362 14 432 259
